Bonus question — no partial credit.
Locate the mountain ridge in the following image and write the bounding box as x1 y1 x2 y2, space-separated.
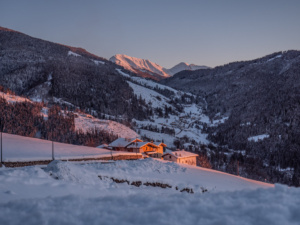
0 26 151 121
109 54 208 80
165 62 209 75
110 54 169 80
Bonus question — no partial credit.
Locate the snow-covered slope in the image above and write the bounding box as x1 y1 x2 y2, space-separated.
2 160 298 225
74 112 138 139
116 68 180 95
127 81 174 109
110 54 208 79
116 69 222 148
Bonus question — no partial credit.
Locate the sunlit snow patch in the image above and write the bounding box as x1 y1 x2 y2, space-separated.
0 92 32 104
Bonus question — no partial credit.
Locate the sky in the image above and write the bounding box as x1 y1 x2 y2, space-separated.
0 0 300 68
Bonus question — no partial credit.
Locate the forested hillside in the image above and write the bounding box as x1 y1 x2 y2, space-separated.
1 26 300 186
0 87 117 147
162 50 300 186
0 27 150 121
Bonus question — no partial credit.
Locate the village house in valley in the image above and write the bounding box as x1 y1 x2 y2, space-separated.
162 150 198 166
107 138 166 158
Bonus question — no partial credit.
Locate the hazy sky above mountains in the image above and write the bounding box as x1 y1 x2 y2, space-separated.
1 0 299 68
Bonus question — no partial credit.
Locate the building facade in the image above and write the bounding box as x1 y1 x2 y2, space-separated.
163 150 198 166
107 138 166 158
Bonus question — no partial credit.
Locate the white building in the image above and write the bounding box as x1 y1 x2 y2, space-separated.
162 150 198 166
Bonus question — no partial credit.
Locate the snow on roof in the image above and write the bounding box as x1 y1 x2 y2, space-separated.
109 137 163 149
96 144 111 149
97 144 108 148
164 149 174 154
126 142 155 148
109 138 134 147
153 142 167 147
163 150 198 159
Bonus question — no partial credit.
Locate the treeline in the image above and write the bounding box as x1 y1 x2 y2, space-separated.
0 97 43 137
49 59 152 121
0 97 117 147
171 134 299 187
204 145 298 187
206 114 300 187
162 50 300 187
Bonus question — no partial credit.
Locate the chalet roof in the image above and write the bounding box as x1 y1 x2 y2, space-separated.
163 150 198 159
96 144 109 149
97 143 107 147
153 142 167 147
109 138 140 147
126 142 158 148
164 149 174 154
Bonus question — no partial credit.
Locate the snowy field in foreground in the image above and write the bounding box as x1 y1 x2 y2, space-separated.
0 159 299 225
1 133 138 162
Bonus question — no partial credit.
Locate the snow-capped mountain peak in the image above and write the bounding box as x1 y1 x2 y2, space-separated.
110 54 170 79
110 54 209 80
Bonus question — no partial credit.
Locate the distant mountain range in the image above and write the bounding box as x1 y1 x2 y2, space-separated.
166 62 209 76
110 54 209 80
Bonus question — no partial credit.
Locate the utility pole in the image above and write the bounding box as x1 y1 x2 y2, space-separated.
111 147 113 160
237 160 239 176
51 95 54 161
52 139 54 161
0 95 3 165
51 116 54 161
0 119 3 165
0 129 2 165
136 136 138 156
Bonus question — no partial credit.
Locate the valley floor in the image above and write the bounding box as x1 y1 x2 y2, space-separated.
0 159 299 225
